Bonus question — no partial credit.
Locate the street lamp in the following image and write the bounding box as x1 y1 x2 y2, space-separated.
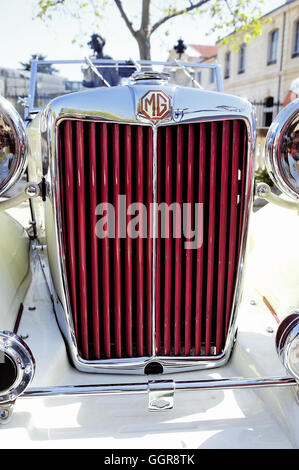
174 39 187 59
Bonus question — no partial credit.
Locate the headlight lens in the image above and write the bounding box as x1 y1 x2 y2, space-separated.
278 118 299 192
276 312 299 381
265 98 299 199
0 96 27 196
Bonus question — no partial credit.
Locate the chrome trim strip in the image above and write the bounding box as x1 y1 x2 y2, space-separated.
223 111 256 365
36 84 255 374
21 376 297 399
151 126 158 357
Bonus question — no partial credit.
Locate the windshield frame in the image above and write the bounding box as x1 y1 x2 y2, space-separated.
26 59 224 120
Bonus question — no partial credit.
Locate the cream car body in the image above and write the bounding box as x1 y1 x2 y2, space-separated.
0 60 298 449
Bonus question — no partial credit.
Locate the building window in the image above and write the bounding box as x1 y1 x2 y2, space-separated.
197 71 202 84
268 29 279 65
263 96 274 127
210 68 215 83
238 45 246 74
224 51 231 79
188 70 195 82
293 21 299 57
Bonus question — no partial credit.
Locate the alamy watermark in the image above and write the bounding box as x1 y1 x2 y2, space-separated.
95 195 203 249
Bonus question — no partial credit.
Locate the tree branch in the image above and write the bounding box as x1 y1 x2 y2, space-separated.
38 0 66 9
224 0 237 18
37 0 66 17
114 0 137 37
151 0 209 34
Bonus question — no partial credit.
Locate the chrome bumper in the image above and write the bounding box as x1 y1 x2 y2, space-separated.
21 376 298 412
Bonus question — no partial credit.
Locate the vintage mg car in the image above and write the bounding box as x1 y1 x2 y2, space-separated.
0 58 298 449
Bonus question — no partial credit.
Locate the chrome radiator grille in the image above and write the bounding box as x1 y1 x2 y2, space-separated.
57 119 248 362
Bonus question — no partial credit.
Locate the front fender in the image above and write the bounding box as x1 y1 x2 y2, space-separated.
246 199 299 320
0 210 31 331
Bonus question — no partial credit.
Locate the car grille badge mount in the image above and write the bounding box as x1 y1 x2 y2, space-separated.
148 380 175 411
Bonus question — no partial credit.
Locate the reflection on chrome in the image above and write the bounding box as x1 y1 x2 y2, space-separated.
0 96 27 197
280 117 299 192
0 114 15 187
265 98 299 199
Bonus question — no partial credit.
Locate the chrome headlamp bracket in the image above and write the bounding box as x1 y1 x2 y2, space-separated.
0 181 41 213
255 182 299 214
0 331 35 424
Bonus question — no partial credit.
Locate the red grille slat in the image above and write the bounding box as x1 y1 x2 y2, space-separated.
174 125 183 355
100 123 111 359
125 125 133 357
184 124 195 355
63 121 78 338
205 122 217 355
136 126 144 356
216 121 230 354
76 121 89 359
163 127 172 356
238 127 248 251
58 119 249 362
89 122 100 358
155 131 161 355
113 124 122 358
225 121 240 335
195 123 206 355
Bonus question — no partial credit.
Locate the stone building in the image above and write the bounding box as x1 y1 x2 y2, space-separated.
171 0 299 128
0 67 69 117
168 43 218 89
216 0 299 127
0 68 31 116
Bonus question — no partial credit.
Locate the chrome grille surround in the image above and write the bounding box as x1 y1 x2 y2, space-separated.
35 83 256 374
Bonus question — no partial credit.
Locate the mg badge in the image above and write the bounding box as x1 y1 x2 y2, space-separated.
140 90 171 120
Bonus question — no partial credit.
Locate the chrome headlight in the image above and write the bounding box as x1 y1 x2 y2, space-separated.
276 312 299 382
0 95 27 196
0 331 35 404
265 98 299 199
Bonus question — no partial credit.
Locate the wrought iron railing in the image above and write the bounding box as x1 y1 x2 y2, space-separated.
251 101 283 128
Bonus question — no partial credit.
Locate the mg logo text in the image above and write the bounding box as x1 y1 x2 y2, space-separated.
140 90 171 120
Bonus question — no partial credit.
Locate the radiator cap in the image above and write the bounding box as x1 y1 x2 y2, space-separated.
131 71 170 83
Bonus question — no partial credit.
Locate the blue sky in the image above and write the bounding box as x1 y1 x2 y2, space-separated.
1 0 284 69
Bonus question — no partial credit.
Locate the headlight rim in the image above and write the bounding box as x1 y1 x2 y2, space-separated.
0 95 27 197
276 312 299 382
0 331 35 403
265 98 299 200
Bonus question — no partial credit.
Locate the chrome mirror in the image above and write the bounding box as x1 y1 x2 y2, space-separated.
0 96 27 196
